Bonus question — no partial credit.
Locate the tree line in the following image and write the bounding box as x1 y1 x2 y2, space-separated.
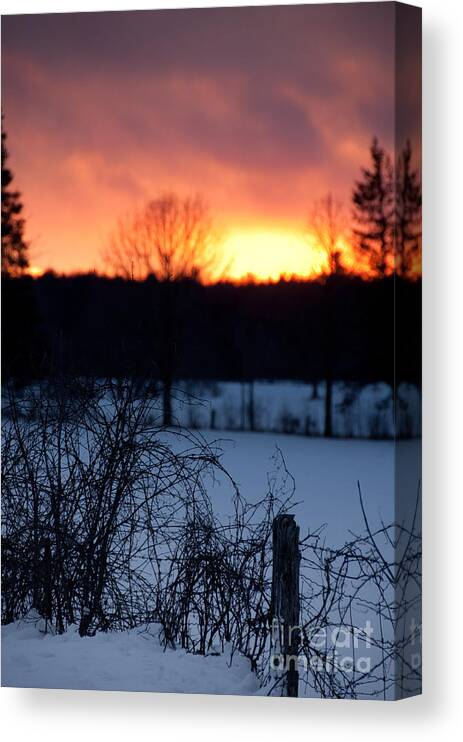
5 270 420 382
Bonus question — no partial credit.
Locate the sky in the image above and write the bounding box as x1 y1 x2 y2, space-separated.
1 3 402 281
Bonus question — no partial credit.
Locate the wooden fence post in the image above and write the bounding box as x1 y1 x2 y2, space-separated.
271 514 301 697
40 537 53 632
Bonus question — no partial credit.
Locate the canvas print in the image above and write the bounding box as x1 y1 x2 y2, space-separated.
1 3 421 699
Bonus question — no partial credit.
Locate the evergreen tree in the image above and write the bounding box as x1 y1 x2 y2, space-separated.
352 138 393 277
1 118 44 382
395 140 422 277
2 118 29 277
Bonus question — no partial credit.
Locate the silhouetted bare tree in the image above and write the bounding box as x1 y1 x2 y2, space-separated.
103 193 223 425
309 192 346 276
103 192 222 283
306 193 347 437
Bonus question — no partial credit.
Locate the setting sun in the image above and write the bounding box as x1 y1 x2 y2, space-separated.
223 229 324 283
26 265 44 278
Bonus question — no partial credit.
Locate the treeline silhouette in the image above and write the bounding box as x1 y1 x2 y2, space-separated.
3 271 421 389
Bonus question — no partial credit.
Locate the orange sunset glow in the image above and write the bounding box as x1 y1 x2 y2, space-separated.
224 230 323 283
222 229 360 283
1 4 410 282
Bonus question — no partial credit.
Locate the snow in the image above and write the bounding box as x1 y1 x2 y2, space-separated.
2 615 258 695
178 430 403 545
170 380 421 439
1 423 420 696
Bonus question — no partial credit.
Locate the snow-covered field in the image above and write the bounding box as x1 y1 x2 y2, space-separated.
170 380 421 439
2 429 420 695
197 430 398 544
